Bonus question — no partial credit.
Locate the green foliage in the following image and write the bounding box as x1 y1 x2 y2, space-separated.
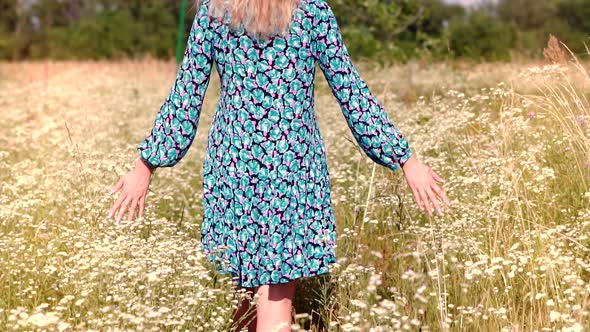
0 31 16 60
330 0 468 63
0 0 589 62
4 0 180 60
0 0 17 32
555 0 590 54
559 0 590 31
446 10 517 61
497 0 559 30
46 11 137 59
496 0 590 57
329 0 425 63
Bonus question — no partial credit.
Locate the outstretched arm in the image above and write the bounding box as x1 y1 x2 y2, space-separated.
137 1 214 170
314 1 411 172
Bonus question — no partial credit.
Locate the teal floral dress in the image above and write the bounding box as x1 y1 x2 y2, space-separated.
137 0 412 287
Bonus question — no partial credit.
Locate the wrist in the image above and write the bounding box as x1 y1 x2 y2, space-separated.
136 158 155 174
401 154 417 171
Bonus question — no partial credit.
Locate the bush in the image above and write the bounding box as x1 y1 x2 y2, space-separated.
446 10 517 62
0 31 16 60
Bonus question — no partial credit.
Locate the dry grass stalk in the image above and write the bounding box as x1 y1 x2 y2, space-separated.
543 34 567 65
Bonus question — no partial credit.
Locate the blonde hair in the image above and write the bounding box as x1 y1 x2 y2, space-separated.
195 0 301 40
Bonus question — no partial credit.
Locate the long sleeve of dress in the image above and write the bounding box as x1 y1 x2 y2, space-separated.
314 1 412 172
137 2 214 169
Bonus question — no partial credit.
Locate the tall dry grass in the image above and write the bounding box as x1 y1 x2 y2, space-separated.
0 45 589 331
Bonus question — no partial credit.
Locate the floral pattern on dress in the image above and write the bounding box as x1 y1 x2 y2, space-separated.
137 0 411 288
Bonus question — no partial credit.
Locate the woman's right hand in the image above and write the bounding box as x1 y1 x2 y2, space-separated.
401 154 450 217
107 158 154 224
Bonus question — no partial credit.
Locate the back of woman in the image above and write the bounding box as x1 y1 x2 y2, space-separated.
109 0 449 330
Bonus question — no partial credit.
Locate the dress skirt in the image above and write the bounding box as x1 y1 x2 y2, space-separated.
199 102 337 288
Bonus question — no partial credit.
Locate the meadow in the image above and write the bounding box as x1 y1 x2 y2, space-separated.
1 46 589 331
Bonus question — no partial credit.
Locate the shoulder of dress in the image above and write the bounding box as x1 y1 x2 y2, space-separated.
308 0 331 11
194 0 220 30
302 0 324 13
301 0 332 27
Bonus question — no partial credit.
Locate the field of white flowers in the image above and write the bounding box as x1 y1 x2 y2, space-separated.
1 49 589 331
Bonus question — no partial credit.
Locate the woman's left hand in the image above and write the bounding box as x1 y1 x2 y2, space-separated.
401 154 450 216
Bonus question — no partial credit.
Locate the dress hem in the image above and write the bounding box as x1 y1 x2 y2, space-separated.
202 248 337 288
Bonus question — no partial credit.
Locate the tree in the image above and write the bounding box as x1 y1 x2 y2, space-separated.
3 0 585 62
0 0 17 32
410 0 465 37
497 0 558 30
557 0 590 32
555 0 590 53
447 9 517 61
327 0 469 63
329 0 429 62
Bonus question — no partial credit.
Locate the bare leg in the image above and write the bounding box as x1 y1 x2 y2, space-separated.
232 285 258 332
256 280 297 332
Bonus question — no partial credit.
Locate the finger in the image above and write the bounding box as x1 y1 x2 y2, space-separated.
410 186 424 211
109 178 125 195
425 186 442 216
430 169 445 183
138 196 145 218
128 197 139 222
108 192 127 219
417 188 432 216
116 196 132 224
430 181 450 207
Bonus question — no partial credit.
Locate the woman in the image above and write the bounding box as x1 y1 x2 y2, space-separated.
107 0 450 330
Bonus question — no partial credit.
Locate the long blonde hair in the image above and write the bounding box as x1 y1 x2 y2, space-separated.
195 0 301 40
